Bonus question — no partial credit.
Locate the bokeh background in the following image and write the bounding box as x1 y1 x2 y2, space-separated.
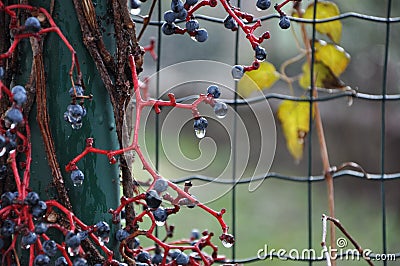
128 1 400 265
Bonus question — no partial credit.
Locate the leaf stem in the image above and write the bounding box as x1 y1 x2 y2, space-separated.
294 4 336 265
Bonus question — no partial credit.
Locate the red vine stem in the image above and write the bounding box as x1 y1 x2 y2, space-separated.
0 3 81 83
65 54 232 248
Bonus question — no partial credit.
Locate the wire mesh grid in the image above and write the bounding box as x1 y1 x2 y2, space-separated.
133 0 400 264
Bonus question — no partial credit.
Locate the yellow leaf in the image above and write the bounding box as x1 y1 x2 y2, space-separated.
237 62 280 98
299 61 345 89
314 40 350 76
303 1 342 43
277 100 314 162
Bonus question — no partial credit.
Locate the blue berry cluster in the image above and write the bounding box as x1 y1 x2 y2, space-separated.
193 85 228 139
0 187 119 265
64 85 87 130
115 227 200 265
0 85 28 157
162 0 209 42
0 192 46 248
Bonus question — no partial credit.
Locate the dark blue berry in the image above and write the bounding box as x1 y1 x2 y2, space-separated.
190 229 200 240
25 191 40 206
0 67 4 79
145 190 162 209
133 237 140 248
73 258 88 266
164 11 176 24
5 108 23 126
207 85 221 98
137 251 151 263
193 117 208 131
1 219 15 237
186 20 199 32
35 222 48 234
194 29 208 42
169 249 182 260
95 221 110 239
25 17 41 32
1 191 16 207
34 254 50 266
55 257 68 266
224 16 238 30
4 131 16 153
254 45 267 61
130 0 141 9
42 240 58 256
64 104 86 129
121 209 126 219
256 0 271 10
31 200 47 218
0 164 7 177
153 178 168 193
70 169 84 186
153 207 168 223
185 0 198 6
214 100 228 118
171 0 184 13
115 229 130 242
78 230 89 241
162 22 176 35
65 231 81 249
231 65 245 80
152 253 164 264
0 238 4 250
11 85 26 95
279 15 291 29
68 85 84 97
11 85 27 105
176 8 187 20
175 252 190 265
21 232 37 247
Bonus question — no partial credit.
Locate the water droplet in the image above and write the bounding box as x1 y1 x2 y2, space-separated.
130 8 141 15
68 247 79 256
222 239 233 248
195 128 206 139
109 156 117 164
155 220 166 226
99 236 109 246
256 7 263 12
190 35 198 42
22 244 30 249
347 96 353 106
73 180 83 187
231 65 244 81
0 147 7 157
71 122 83 130
214 101 228 118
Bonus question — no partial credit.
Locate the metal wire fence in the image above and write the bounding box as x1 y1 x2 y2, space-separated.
133 0 400 264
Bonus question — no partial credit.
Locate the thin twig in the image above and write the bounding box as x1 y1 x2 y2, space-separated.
294 4 337 265
321 215 332 266
322 214 374 266
137 0 158 41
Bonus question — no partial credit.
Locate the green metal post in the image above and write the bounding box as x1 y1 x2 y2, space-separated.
18 0 120 261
